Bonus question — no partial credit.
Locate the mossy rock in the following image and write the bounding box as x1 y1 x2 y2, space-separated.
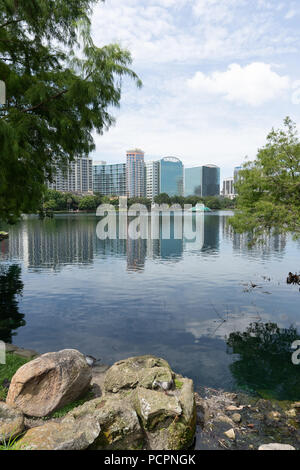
104 355 173 394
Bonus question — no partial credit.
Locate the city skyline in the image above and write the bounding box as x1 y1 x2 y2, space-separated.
89 0 300 179
49 150 236 198
93 150 239 183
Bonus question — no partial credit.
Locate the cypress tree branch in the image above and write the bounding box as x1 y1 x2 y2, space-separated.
0 18 23 29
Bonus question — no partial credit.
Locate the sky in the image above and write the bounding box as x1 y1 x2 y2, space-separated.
90 0 300 179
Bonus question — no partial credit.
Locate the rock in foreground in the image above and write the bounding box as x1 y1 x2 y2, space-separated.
258 443 295 451
0 402 24 442
17 355 196 450
18 410 101 450
6 349 92 417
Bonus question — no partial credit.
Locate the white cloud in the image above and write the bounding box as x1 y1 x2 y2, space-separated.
193 0 245 23
89 1 300 178
285 9 297 19
91 0 300 64
187 62 290 106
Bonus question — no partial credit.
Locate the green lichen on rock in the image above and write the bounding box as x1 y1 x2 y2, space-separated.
102 356 196 450
174 379 183 389
104 355 173 394
167 402 197 450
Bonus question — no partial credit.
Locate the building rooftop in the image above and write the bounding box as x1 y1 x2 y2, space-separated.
126 149 144 154
161 156 182 163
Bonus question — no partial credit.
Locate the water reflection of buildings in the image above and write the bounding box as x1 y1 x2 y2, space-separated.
127 215 184 272
202 214 220 252
127 238 147 272
220 215 286 257
2 218 95 270
1 213 223 272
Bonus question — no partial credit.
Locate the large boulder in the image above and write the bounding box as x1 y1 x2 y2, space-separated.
0 402 24 442
104 356 173 393
6 349 92 417
14 355 196 450
17 396 143 451
104 355 196 450
71 396 144 450
17 408 101 450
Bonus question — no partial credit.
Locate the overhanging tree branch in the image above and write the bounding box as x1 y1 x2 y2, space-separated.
21 89 68 113
0 18 23 29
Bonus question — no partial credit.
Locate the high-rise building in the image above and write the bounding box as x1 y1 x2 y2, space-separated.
93 161 126 196
159 157 184 197
185 167 202 197
233 165 243 195
145 160 160 201
234 166 242 183
184 165 220 197
202 165 220 197
222 177 234 199
126 149 145 198
48 156 93 194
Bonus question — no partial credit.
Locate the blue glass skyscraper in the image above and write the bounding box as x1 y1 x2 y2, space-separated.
159 157 184 197
184 165 220 197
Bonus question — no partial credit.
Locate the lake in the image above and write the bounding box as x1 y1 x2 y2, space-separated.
1 211 300 400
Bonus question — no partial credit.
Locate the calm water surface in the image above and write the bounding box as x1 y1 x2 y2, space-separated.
1 212 300 400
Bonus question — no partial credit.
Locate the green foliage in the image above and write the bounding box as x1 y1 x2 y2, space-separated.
0 264 25 343
230 117 300 243
49 390 94 418
0 0 141 223
127 197 152 210
78 194 101 210
0 352 29 400
0 431 25 450
227 322 300 400
42 189 102 211
169 195 185 207
153 193 235 210
174 379 183 389
184 195 203 207
154 193 171 205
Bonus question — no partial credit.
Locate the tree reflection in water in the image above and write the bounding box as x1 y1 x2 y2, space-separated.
0 264 25 343
227 322 300 401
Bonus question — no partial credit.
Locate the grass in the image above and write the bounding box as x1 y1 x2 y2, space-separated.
0 432 25 450
0 353 29 400
49 390 95 418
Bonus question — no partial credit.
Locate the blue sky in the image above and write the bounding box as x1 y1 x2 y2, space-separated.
90 0 300 179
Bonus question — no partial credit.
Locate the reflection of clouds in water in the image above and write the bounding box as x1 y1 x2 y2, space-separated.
185 306 274 340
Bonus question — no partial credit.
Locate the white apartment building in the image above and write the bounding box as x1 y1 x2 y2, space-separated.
48 156 93 194
145 160 160 201
222 177 235 199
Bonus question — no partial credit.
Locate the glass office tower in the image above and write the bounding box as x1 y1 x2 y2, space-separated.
202 165 220 196
185 167 202 197
93 162 126 196
159 157 184 197
184 165 220 197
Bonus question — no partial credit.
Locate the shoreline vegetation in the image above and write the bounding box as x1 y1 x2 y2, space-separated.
0 344 299 450
33 207 235 216
0 232 8 241
41 189 236 214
